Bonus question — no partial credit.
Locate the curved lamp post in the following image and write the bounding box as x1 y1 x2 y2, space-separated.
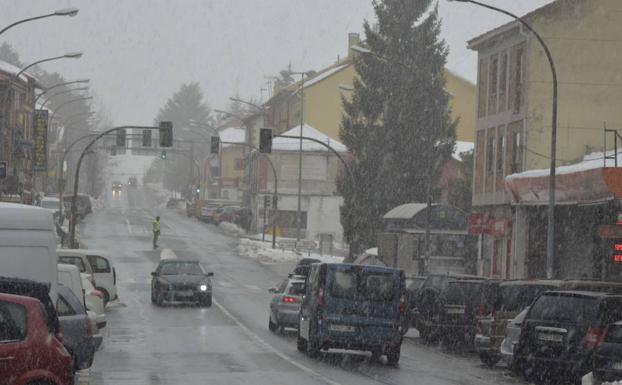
0 8 78 36
15 52 83 80
40 86 89 110
34 79 89 107
447 0 558 278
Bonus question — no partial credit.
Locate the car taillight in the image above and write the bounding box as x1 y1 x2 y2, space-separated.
92 290 104 299
55 329 64 344
85 318 93 337
584 327 605 349
282 296 300 303
399 294 406 314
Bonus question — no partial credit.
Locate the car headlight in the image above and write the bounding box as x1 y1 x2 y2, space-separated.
199 284 208 292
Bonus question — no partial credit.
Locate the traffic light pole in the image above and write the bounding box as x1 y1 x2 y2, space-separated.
68 125 165 248
222 141 278 248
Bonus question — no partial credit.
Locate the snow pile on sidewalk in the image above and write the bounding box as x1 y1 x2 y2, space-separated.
237 238 344 264
218 221 246 236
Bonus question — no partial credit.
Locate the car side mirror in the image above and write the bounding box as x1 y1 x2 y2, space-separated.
151 272 157 277
268 287 277 294
207 272 214 277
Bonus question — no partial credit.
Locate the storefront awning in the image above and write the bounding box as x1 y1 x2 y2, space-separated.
506 167 622 205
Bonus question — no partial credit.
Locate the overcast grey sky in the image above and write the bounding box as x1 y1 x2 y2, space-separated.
1 0 550 125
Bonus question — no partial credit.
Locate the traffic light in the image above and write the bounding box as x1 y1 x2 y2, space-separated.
259 128 272 153
142 129 152 147
160 150 167 159
263 195 271 209
116 128 126 147
210 136 220 154
159 121 173 147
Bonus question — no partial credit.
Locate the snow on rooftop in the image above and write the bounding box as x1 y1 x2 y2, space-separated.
507 149 619 180
453 141 474 160
272 124 347 152
302 64 348 89
219 127 246 147
0 59 31 83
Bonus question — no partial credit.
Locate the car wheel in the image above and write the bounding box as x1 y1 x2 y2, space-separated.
268 316 278 332
155 291 164 307
97 287 110 305
479 352 500 368
370 349 382 362
296 330 307 352
150 288 156 303
386 345 401 366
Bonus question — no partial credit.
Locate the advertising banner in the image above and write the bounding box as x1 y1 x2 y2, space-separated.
33 110 48 171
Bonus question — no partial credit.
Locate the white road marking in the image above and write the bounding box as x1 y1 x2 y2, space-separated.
213 299 343 385
217 280 234 288
125 218 133 235
243 284 261 291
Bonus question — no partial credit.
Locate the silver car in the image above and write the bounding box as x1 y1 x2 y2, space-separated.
268 275 306 332
500 306 529 368
57 285 96 372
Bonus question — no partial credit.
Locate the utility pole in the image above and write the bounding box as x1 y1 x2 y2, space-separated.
295 73 305 242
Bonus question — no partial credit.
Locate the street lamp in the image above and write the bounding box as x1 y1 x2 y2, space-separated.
40 86 89 110
447 0 558 278
15 52 83 80
0 8 79 36
34 79 89 107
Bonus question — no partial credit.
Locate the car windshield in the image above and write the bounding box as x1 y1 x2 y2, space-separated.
528 294 599 324
287 281 305 295
159 262 204 275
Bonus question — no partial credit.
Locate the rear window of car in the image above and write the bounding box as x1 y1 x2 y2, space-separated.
605 324 622 343
287 281 305 295
444 281 485 306
0 301 27 342
59 256 86 272
329 269 398 302
528 294 598 324
499 285 558 313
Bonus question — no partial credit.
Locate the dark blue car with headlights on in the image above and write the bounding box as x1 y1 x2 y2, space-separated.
297 263 406 366
151 259 214 307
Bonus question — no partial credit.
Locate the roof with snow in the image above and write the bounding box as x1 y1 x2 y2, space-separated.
300 64 349 89
272 124 348 153
219 127 246 147
0 59 34 83
383 203 429 220
507 150 617 181
453 141 474 160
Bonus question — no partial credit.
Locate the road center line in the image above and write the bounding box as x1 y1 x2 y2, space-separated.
125 217 133 235
213 299 343 385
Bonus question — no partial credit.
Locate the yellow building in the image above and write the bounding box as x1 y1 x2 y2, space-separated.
468 0 622 280
265 33 476 143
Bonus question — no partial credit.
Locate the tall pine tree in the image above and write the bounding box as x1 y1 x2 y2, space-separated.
339 0 456 256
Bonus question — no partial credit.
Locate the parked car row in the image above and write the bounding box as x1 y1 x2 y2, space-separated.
0 202 118 384
268 261 407 366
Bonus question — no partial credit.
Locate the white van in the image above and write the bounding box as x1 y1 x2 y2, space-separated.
58 263 85 303
0 203 59 301
57 249 117 304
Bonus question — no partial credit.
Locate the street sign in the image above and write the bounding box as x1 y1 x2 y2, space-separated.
467 213 485 235
33 110 48 171
0 161 6 179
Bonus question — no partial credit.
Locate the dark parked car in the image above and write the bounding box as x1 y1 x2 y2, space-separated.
151 259 214 307
404 276 426 333
475 279 562 367
293 258 321 276
514 291 622 384
297 263 406 365
415 273 487 343
593 320 622 384
57 285 96 372
268 274 306 331
0 293 72 385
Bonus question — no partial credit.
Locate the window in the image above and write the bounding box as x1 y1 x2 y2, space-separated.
59 256 86 272
508 120 523 173
56 296 76 317
498 51 508 112
528 294 597 324
510 43 526 113
328 269 397 302
497 126 505 174
0 301 26 342
87 255 111 273
287 281 306 295
487 130 496 175
488 54 498 114
477 58 488 117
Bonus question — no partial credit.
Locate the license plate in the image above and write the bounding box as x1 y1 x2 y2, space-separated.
446 308 465 315
329 324 355 332
612 362 622 370
176 290 194 297
538 333 563 342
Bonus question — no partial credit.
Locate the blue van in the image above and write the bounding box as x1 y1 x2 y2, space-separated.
297 263 406 365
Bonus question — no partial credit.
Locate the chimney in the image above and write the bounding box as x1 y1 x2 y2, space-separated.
348 33 361 58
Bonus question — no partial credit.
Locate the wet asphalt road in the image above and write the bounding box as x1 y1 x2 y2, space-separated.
78 186 526 385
